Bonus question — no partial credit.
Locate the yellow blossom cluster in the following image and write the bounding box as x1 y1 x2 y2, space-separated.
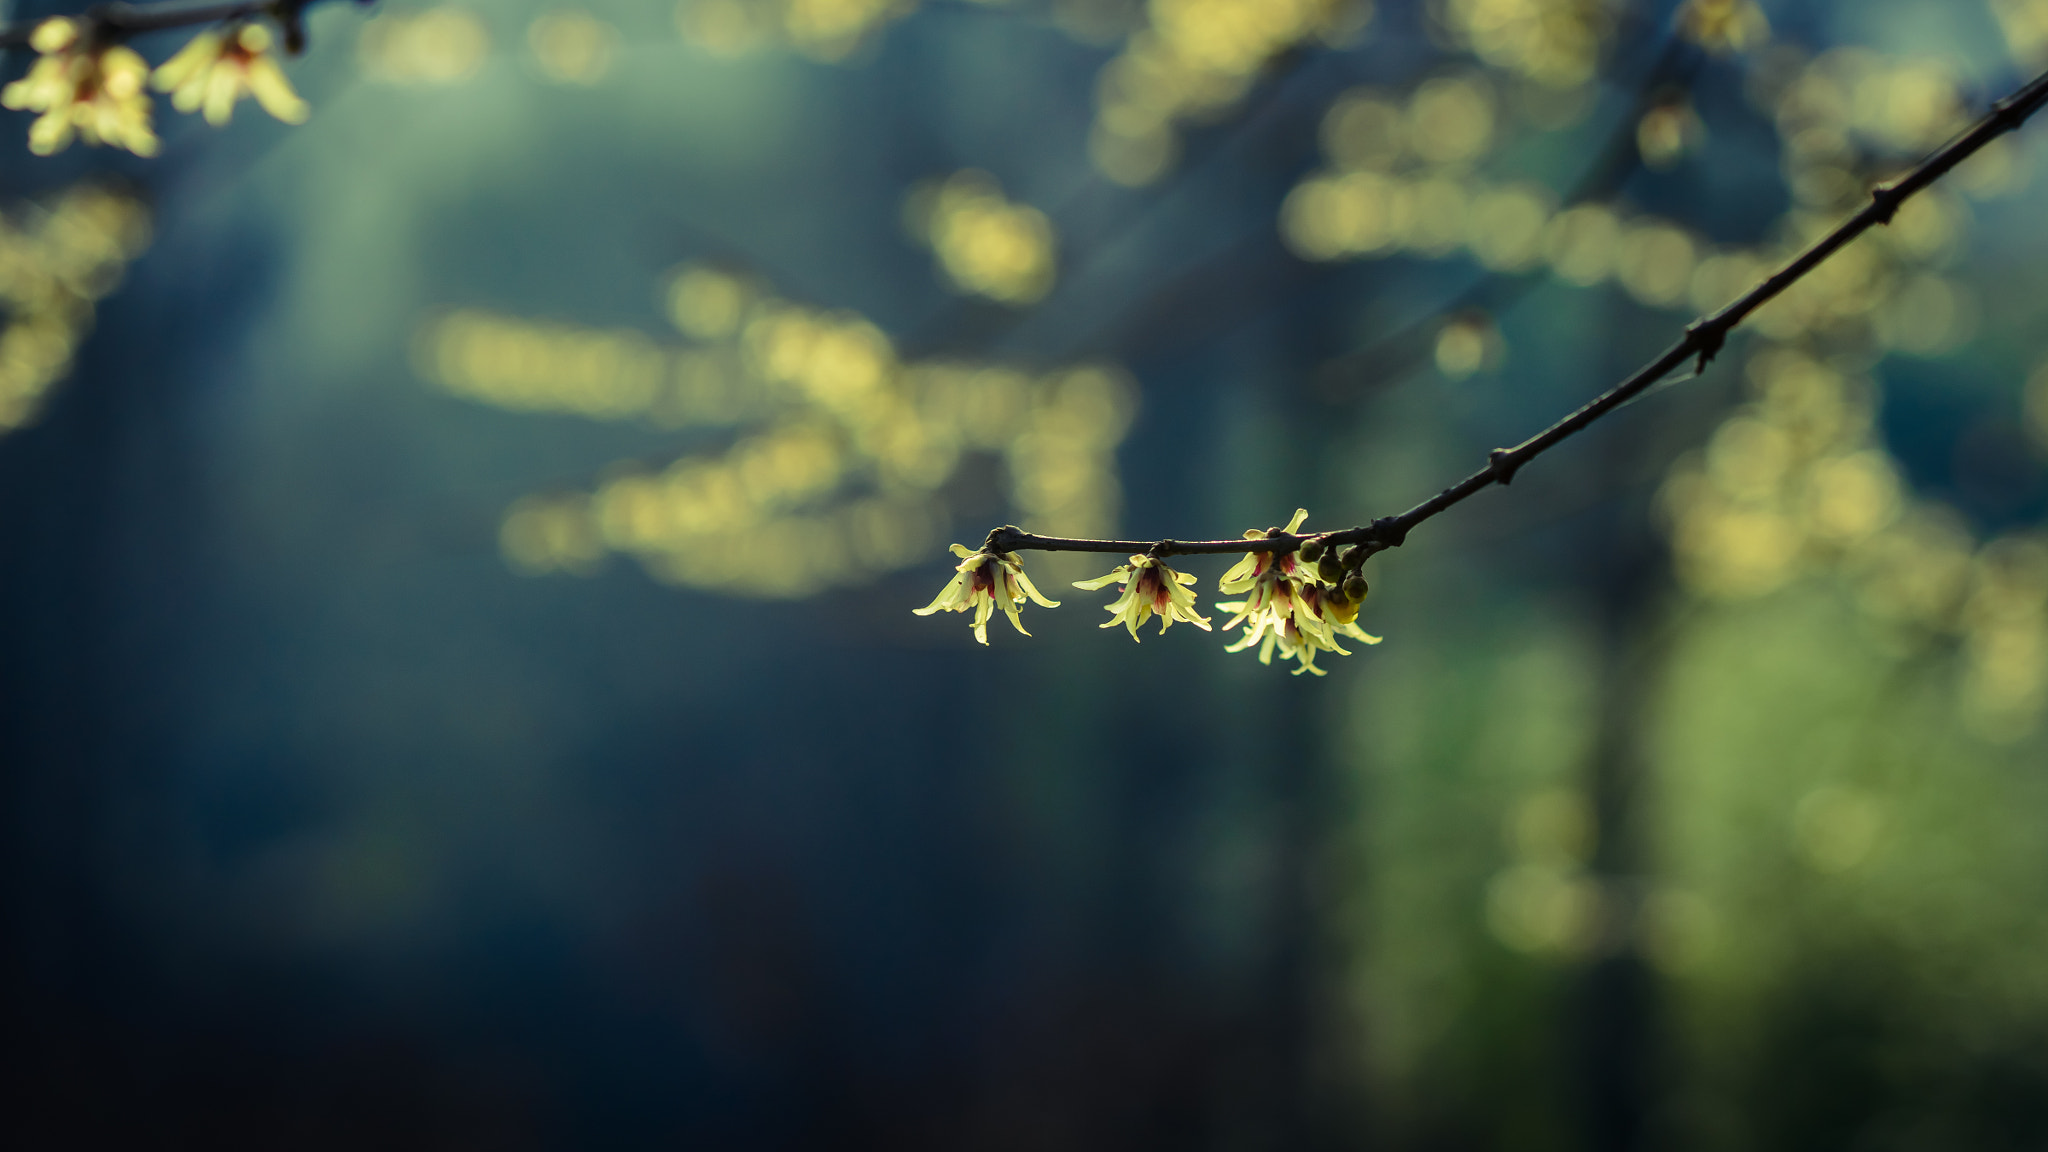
0 187 153 433
2 16 312 157
918 510 1383 673
1277 39 2041 722
903 171 1057 306
1088 0 1370 186
1213 510 1379 675
417 264 1135 599
2 19 158 156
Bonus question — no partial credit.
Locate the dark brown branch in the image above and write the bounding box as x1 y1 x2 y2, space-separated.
985 528 1302 558
980 64 2048 566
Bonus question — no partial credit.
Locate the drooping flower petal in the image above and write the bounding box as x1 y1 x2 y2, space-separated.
1072 562 1133 592
1217 509 1379 675
5 22 159 157
1077 554 1210 641
914 544 1056 644
153 22 309 129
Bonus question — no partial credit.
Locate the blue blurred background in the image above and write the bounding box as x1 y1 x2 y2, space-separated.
6 0 2048 1147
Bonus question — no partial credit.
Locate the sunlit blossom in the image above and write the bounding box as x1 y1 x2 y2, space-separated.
1216 508 1313 596
914 543 1059 645
1073 554 1211 640
153 23 310 127
1215 510 1381 675
1 19 159 157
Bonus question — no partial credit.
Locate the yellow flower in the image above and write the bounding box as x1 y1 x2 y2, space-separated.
1217 583 1381 676
1 19 159 157
1216 508 1312 596
914 544 1060 645
1073 554 1212 640
153 23 309 127
1215 509 1381 675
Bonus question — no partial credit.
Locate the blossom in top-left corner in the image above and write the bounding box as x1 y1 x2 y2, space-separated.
2 19 159 157
914 544 1060 645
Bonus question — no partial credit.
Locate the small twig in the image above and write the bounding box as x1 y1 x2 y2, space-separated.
977 64 2048 565
985 527 1306 558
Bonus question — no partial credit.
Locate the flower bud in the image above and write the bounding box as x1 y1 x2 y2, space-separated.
1298 537 1326 564
1317 555 1343 585
1344 575 1368 602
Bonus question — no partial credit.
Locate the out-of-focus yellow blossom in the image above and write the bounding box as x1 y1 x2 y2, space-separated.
1073 554 1211 640
911 171 1057 306
1678 0 1769 55
914 543 1060 645
1 19 159 157
1214 510 1381 675
153 23 310 127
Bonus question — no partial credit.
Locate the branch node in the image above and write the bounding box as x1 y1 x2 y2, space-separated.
1150 539 1178 558
1685 317 1730 373
1868 181 1907 224
1369 516 1409 548
1487 448 1524 486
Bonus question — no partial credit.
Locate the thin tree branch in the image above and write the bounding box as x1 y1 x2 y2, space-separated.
979 64 2048 564
984 530 1305 557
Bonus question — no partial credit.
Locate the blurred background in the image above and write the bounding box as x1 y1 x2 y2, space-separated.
5 0 2048 1147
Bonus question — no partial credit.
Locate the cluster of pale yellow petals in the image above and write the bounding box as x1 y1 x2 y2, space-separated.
1214 509 1380 677
914 511 1380 674
913 544 1061 646
2 17 309 158
1073 555 1211 641
152 23 308 127
2 19 159 157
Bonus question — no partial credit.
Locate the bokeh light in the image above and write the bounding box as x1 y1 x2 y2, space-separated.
0 187 149 432
417 263 1132 596
10 1 2048 1147
358 6 489 85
